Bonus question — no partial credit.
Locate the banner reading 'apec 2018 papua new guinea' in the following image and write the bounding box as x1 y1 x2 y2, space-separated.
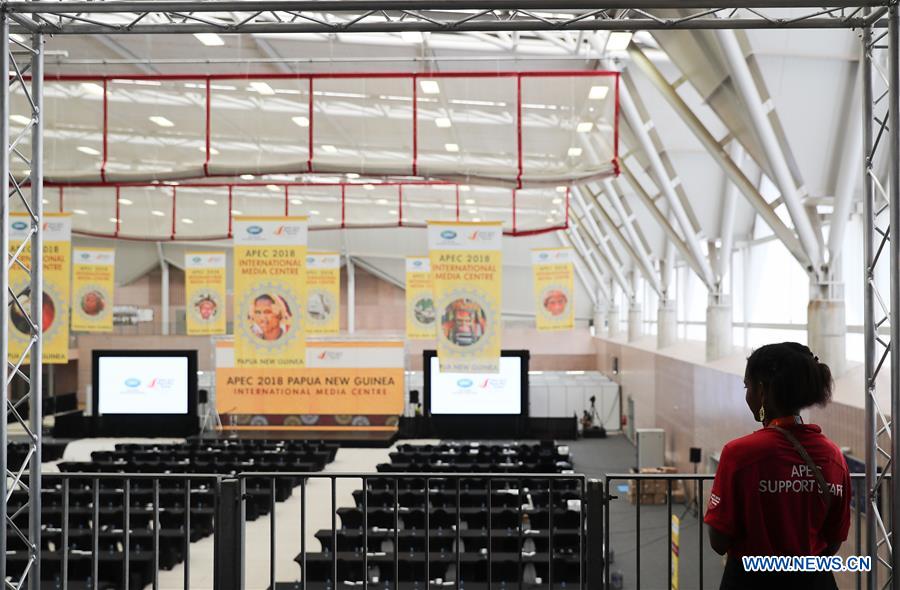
8 213 72 364
233 217 307 368
185 251 227 336
531 247 575 331
71 247 115 333
405 256 435 340
427 221 503 373
305 252 341 335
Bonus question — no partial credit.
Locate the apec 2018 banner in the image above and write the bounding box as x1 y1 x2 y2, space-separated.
427 221 503 373
215 339 404 429
531 247 575 331
233 217 307 368
305 252 341 336
8 213 72 364
71 247 115 333
185 251 227 336
405 256 435 340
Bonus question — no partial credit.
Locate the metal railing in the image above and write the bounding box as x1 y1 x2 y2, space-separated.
604 472 876 590
228 472 597 590
8 471 597 590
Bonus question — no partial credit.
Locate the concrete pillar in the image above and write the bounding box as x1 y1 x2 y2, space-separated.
607 305 620 338
706 293 733 361
657 300 677 349
628 301 642 342
807 294 847 377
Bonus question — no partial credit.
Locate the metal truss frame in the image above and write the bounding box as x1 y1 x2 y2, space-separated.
863 7 896 588
0 1 890 35
2 19 44 590
0 0 896 588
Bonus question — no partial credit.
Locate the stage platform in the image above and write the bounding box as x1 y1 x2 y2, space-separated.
196 428 400 448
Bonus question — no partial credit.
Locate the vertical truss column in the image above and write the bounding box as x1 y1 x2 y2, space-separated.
3 20 45 590
889 5 900 587
865 8 897 589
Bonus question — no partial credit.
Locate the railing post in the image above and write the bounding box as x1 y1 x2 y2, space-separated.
215 478 243 590
586 478 605 590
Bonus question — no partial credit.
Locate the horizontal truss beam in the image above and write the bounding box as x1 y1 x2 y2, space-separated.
0 2 885 34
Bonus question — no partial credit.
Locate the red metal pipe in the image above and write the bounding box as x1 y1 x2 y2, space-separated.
37 71 618 82
227 185 233 238
512 188 517 233
516 74 523 189
284 185 289 216
58 186 63 213
455 184 460 222
412 76 418 176
613 72 621 176
204 79 211 177
307 78 314 172
100 80 108 183
398 185 403 227
340 184 346 228
171 186 178 239
114 186 120 237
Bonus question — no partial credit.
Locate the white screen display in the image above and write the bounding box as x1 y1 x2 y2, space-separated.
429 356 522 415
98 356 189 415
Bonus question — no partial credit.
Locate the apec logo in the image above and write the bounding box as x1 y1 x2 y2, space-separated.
413 260 423 268
456 378 474 388
80 252 90 260
440 230 457 240
538 252 549 261
247 225 264 235
274 225 303 237
468 230 496 241
124 378 141 388
192 256 202 263
307 256 315 264
11 221 27 231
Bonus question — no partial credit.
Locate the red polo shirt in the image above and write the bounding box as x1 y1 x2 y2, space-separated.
704 424 851 558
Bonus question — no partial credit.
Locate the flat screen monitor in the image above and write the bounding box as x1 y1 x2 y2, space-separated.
93 350 197 416
425 350 528 416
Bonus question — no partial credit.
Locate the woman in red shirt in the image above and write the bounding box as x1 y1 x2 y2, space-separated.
704 342 851 590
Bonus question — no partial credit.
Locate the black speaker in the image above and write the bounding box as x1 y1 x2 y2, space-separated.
612 357 619 375
409 390 419 404
689 447 701 464
199 389 209 405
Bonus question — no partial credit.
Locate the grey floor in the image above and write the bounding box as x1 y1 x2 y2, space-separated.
568 435 726 590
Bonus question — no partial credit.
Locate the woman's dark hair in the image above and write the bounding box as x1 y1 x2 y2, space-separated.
745 342 833 414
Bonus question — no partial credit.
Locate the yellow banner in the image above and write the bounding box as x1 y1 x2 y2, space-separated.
306 251 340 335
532 248 575 331
405 257 435 340
215 339 405 419
671 514 680 590
8 213 72 364
233 217 307 368
185 251 227 336
427 221 503 373
71 247 115 333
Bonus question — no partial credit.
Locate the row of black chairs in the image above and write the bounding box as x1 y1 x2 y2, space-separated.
295 442 582 588
8 439 338 589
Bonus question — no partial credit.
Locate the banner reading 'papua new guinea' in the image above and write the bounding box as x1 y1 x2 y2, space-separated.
8 213 72 364
531 247 575 331
233 217 307 368
405 257 435 340
185 251 227 336
71 247 115 333
306 252 340 335
427 221 503 373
